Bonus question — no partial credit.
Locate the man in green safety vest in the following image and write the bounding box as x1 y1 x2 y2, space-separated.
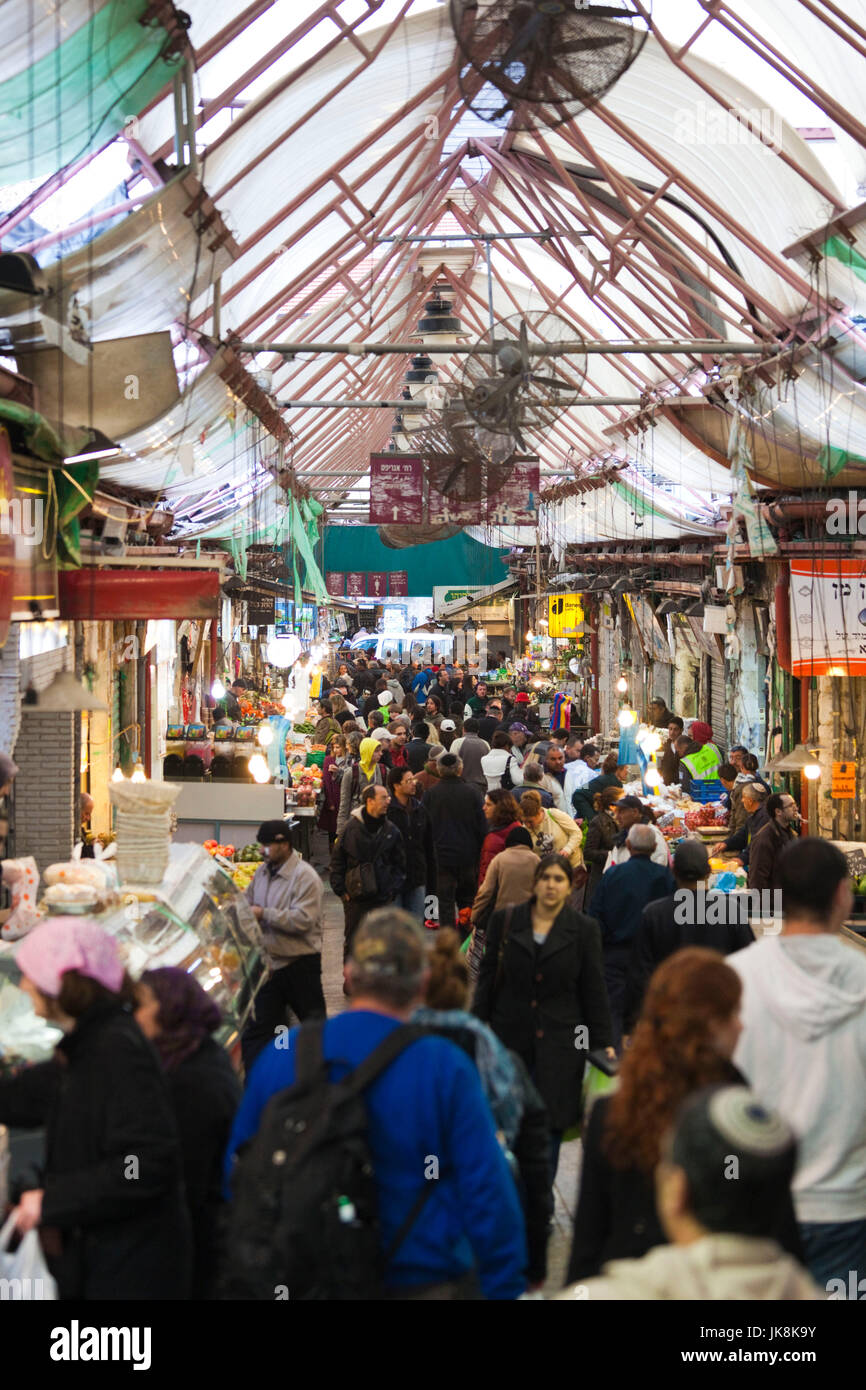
674 721 724 794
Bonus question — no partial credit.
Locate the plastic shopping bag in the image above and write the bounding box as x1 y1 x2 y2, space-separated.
0 1214 58 1299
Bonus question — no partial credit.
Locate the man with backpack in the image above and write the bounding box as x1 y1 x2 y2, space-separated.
331 784 406 961
222 909 528 1299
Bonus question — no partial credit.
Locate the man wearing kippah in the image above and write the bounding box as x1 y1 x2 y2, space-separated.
556 1087 820 1300
240 819 326 1072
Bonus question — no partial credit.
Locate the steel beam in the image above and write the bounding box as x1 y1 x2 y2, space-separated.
276 396 650 408
237 339 776 357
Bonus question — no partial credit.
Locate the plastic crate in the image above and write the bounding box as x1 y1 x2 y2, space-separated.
689 778 724 803
306 750 326 768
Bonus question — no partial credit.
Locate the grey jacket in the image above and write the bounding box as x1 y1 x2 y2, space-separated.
245 852 323 966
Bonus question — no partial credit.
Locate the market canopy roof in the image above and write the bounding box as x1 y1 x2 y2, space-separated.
2 0 866 552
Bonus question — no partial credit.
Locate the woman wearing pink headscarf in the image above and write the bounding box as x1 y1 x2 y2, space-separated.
0 918 191 1299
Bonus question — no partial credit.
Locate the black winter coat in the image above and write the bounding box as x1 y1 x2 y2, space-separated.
567 1080 803 1283
386 794 436 892
582 810 619 905
166 1037 241 1299
473 902 613 1130
0 1003 191 1300
330 811 406 905
422 777 487 872
425 1021 553 1286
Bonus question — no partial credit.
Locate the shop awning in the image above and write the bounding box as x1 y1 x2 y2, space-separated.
59 568 221 620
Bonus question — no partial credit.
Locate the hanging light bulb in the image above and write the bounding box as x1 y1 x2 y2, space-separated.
802 761 821 781
643 730 662 755
111 765 126 782
617 707 637 728
644 766 662 788
211 678 227 700
130 761 147 783
257 722 274 747
541 659 551 671
248 753 271 784
526 629 535 642
616 676 628 694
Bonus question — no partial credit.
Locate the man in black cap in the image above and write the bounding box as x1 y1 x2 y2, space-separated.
624 838 755 1032
241 819 326 1072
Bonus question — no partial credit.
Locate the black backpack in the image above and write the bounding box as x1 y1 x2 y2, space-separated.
222 1021 433 1300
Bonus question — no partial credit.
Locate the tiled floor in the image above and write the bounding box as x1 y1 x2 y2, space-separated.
306 830 580 1293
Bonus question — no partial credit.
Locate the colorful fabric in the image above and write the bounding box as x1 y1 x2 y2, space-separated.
359 736 379 778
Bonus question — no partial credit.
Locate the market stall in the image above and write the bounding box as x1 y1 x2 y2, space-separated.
0 842 266 1069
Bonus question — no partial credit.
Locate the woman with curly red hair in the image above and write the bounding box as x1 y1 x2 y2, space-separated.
566 946 801 1282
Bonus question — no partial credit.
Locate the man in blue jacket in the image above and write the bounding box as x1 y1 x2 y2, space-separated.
589 823 675 1050
224 909 527 1299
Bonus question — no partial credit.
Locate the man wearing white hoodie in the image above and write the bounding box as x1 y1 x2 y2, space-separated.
729 837 866 1292
556 1086 820 1300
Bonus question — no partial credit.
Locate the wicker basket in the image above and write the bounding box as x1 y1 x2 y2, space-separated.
109 781 181 885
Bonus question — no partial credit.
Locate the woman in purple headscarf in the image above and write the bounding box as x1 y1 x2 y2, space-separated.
135 968 241 1298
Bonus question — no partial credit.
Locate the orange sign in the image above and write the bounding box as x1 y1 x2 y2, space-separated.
832 762 857 799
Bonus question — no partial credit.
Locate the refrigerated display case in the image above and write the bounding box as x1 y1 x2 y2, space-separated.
0 843 266 1067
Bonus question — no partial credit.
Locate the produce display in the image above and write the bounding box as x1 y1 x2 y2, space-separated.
683 807 728 831
200 839 266 891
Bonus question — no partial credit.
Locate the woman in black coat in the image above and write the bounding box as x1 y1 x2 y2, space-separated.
566 947 802 1283
135 968 242 1298
473 854 614 1175
0 920 191 1300
581 787 623 908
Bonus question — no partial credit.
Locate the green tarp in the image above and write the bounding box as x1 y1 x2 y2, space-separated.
0 0 182 184
322 527 510 596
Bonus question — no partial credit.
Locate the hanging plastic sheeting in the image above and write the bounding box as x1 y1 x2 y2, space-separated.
106 348 283 498
785 212 866 322
182 489 329 606
0 0 188 185
0 174 237 352
663 358 866 490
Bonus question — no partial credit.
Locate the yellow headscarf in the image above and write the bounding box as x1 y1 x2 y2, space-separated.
359 736 379 778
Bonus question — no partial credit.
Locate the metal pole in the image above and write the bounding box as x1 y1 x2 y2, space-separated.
173 71 185 170
276 396 648 408
184 60 199 177
212 278 222 341
485 239 496 348
535 532 543 640
375 232 557 243
238 338 777 357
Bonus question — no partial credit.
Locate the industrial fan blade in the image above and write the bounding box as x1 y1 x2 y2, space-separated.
576 5 642 15
498 9 547 65
528 373 572 390
557 34 630 54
